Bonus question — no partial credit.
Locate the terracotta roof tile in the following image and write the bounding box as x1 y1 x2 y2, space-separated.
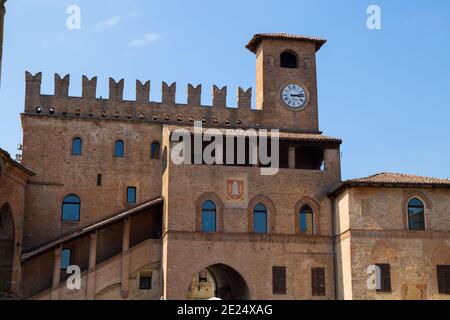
246 33 327 53
0 147 35 176
347 172 450 186
329 172 450 196
165 125 342 144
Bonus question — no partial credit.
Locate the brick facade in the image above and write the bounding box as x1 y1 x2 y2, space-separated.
0 33 449 300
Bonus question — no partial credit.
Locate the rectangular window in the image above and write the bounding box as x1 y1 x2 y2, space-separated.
127 187 137 204
312 268 326 296
61 249 71 270
437 265 450 294
272 266 287 295
139 272 152 290
376 264 392 293
97 174 102 187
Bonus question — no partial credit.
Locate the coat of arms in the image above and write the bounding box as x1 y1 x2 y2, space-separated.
226 179 245 201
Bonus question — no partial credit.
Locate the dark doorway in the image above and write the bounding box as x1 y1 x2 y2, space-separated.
188 264 249 300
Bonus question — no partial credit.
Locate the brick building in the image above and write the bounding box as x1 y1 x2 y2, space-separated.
0 31 449 300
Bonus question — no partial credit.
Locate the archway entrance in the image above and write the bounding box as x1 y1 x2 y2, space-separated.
0 203 14 293
187 264 249 300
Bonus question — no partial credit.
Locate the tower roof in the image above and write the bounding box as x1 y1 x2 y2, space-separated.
246 33 327 54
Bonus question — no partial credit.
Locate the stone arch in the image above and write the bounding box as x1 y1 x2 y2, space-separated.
295 196 321 235
247 195 276 234
195 193 224 232
0 203 15 293
95 281 122 300
186 263 250 300
402 192 431 230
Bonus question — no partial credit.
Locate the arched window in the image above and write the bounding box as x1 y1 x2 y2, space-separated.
300 205 314 235
151 142 161 160
253 204 268 234
408 198 425 231
62 194 80 221
202 200 217 233
280 51 298 69
72 137 82 156
114 140 125 157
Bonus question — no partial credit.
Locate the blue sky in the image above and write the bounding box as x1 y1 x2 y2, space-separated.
1 0 449 180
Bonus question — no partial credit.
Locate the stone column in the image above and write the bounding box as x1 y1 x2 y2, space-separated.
288 147 296 169
51 246 62 300
86 232 97 300
121 218 131 299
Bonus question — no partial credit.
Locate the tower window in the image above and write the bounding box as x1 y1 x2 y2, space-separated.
202 200 217 233
407 198 425 231
139 272 153 290
114 140 125 157
62 194 81 221
437 265 450 294
311 268 326 296
72 137 82 156
151 142 161 159
97 174 102 187
376 264 392 293
300 205 314 235
127 187 137 204
280 51 298 69
253 204 268 234
272 266 287 295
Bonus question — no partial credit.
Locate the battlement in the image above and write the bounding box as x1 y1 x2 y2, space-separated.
23 71 321 132
23 72 267 129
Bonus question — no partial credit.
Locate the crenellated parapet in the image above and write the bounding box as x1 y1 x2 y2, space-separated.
22 71 318 132
82 76 97 99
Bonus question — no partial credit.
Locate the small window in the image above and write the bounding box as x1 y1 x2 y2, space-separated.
97 174 102 187
127 187 137 204
272 266 287 295
72 138 82 156
202 200 217 233
437 265 450 294
311 268 326 296
62 194 80 221
300 205 314 235
151 142 161 160
61 249 71 270
139 272 152 290
114 140 125 157
280 51 298 69
408 198 425 231
376 264 392 293
253 204 267 234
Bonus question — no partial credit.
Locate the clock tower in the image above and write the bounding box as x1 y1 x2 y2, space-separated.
246 33 326 132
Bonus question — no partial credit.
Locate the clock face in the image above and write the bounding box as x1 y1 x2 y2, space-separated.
281 84 307 109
